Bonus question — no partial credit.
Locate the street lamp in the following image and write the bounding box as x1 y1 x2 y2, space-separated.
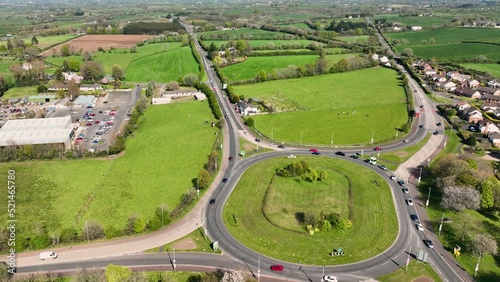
426 187 431 208
418 167 422 184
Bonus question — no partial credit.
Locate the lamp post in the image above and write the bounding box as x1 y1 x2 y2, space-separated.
300 130 303 145
438 213 444 236
426 187 431 208
418 167 422 184
257 257 261 282
474 255 481 277
173 247 176 271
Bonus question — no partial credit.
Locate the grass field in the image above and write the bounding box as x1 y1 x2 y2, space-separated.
379 133 431 171
378 260 443 282
0 35 77 50
276 23 312 29
125 46 199 82
150 227 221 254
220 54 357 82
0 101 218 249
386 28 500 45
395 42 500 61
461 63 500 77
2 86 38 99
336 35 369 43
223 156 397 264
233 67 408 145
45 42 181 74
375 14 453 27
198 28 287 40
202 39 315 49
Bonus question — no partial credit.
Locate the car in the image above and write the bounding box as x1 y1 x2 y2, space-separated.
350 155 359 159
410 214 419 222
85 122 92 126
406 199 414 206
84 138 89 142
469 127 476 132
96 131 103 135
255 138 261 142
90 113 96 117
419 104 424 108
424 239 434 248
94 120 100 124
403 139 410 143
419 124 424 128
78 133 85 138
98 111 103 114
390 175 396 180
103 101 108 104
378 165 387 170
222 178 228 183
92 140 99 144
209 199 216 205
228 156 233 161
309 148 318 153
374 146 382 151
436 122 442 126
433 131 439 135
312 151 321 155
335 151 345 156
402 188 409 194
39 251 58 260
76 137 83 141
269 143 276 147
278 144 285 149
110 112 115 116
322 276 338 282
104 130 110 134
397 180 406 187
270 265 284 272
416 223 424 231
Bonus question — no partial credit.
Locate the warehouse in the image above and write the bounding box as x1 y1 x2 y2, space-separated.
0 116 74 150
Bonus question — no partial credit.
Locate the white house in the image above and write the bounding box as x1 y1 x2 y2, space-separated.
489 132 500 146
379 56 389 63
487 79 500 88
411 26 423 31
456 102 471 111
424 69 437 76
443 81 457 91
466 79 480 88
480 121 500 134
152 97 172 105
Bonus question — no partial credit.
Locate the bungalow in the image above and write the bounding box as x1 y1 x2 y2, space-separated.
481 103 498 113
464 108 483 123
80 84 103 92
236 102 259 116
456 101 471 111
487 79 500 88
466 79 480 88
477 87 500 96
443 81 457 91
479 121 500 134
424 69 437 76
431 75 447 83
483 94 500 105
488 132 500 146
411 26 423 31
454 87 481 99
447 71 471 82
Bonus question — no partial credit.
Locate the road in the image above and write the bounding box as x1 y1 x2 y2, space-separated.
10 22 470 282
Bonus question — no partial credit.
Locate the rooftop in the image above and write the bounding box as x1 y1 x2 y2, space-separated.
0 116 73 147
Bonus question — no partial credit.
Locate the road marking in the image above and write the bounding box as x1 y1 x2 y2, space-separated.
381 261 388 266
367 266 377 271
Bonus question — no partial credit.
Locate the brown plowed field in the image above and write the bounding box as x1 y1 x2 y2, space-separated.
40 34 155 56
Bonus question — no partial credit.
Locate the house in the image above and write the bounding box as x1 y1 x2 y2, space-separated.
456 101 471 111
479 121 500 134
481 103 498 113
432 75 447 83
80 84 103 92
442 81 456 91
465 79 480 88
487 79 500 88
411 26 423 31
379 56 389 63
477 87 500 96
489 132 500 146
447 71 472 83
152 97 171 105
454 87 481 99
424 69 437 76
393 26 401 31
63 72 84 84
236 102 258 116
194 92 206 101
483 94 500 105
463 108 483 123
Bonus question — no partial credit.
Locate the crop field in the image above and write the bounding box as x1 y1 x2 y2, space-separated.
0 101 218 249
125 46 199 82
223 157 397 264
395 43 500 61
45 42 185 77
198 28 288 40
40 34 155 56
233 67 408 145
202 39 316 49
461 63 500 77
386 28 500 45
220 54 358 82
375 14 453 27
335 35 369 43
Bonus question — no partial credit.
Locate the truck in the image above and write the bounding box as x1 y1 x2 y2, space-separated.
39 251 58 260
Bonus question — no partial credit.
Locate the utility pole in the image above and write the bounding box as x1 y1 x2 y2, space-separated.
173 247 176 272
258 257 261 282
438 213 444 236
331 132 334 148
300 130 303 145
426 187 431 208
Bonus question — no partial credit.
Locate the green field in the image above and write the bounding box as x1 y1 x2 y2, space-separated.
233 67 408 145
125 46 199 82
375 14 454 27
336 35 369 43
223 156 397 264
0 34 77 50
378 260 443 282
276 23 312 29
2 86 37 99
386 28 500 45
395 43 500 61
461 63 500 77
220 54 357 82
45 42 184 75
198 28 288 40
0 101 218 250
202 39 315 49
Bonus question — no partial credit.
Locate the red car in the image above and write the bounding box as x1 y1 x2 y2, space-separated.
309 148 318 153
90 113 96 116
374 146 382 151
94 120 100 124
109 112 116 116
228 156 233 161
270 265 284 272
85 122 92 126
75 137 83 141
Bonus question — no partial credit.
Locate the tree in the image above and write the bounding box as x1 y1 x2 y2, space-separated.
197 169 211 189
402 48 414 57
257 69 267 82
146 81 157 97
182 73 199 87
81 61 105 82
68 79 79 100
74 267 106 282
37 84 47 93
235 39 248 55
220 270 245 282
82 50 93 61
30 36 39 46
244 117 254 127
441 186 480 212
212 55 223 66
470 233 498 259
111 65 124 80
61 44 71 56
53 68 64 82
181 35 189 46
68 60 81 72
0 74 9 96
165 81 179 91
465 136 476 146
82 221 105 241
480 180 494 209
105 264 132 282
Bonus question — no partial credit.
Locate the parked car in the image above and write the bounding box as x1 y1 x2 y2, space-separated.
76 137 83 141
416 224 424 231
335 151 346 156
424 239 434 248
85 122 92 126
94 120 100 124
84 138 89 142
270 265 284 272
39 251 58 260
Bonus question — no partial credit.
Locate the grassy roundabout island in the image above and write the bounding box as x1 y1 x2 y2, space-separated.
223 156 398 265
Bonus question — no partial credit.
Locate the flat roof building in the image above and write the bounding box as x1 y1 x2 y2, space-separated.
0 116 74 150
73 95 96 108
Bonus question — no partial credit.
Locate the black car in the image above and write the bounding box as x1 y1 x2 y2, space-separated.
410 214 419 222
397 180 406 187
255 138 261 142
278 144 285 149
222 178 228 183
423 239 434 248
335 151 346 156
436 122 442 126
209 199 216 205
350 155 359 159
312 151 321 155
419 125 424 128
433 131 439 135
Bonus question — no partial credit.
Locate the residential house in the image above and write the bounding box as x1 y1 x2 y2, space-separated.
79 84 103 92
465 79 480 88
481 103 498 113
477 87 500 96
487 79 500 88
483 94 500 105
431 75 447 83
456 101 471 111
479 121 500 134
488 132 500 146
462 107 483 123
236 102 258 116
424 69 437 76
443 81 456 91
454 87 481 99
447 71 471 83
393 26 401 31
63 72 84 84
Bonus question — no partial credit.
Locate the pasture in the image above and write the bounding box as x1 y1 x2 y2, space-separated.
233 67 408 145
223 156 397 264
125 46 199 82
375 14 453 27
2 86 38 99
386 28 500 45
202 39 315 49
0 35 77 50
276 23 312 29
198 28 288 40
395 43 500 61
0 101 218 249
220 54 357 82
461 63 500 77
336 35 369 43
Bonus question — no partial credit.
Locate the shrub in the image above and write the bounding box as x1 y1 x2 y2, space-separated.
466 136 477 146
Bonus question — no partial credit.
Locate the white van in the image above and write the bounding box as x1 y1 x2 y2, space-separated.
39 251 58 260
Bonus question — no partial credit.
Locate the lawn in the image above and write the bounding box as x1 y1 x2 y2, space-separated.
461 63 500 77
0 101 218 250
198 28 288 40
395 42 500 61
202 39 315 49
377 260 443 282
379 133 431 171
220 54 357 82
125 46 199 82
1 86 38 99
233 67 408 145
223 156 398 264
45 42 183 75
150 227 221 254
385 28 500 45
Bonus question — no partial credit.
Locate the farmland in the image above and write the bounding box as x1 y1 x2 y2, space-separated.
233 67 408 145
223 156 397 264
220 53 358 82
461 63 500 77
202 39 316 49
385 28 500 45
394 42 500 61
198 28 288 40
0 101 218 250
0 34 78 50
336 35 369 43
375 14 454 27
276 23 312 29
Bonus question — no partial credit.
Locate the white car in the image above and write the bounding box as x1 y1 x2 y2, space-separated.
407 199 414 206
403 139 410 143
39 251 58 260
416 223 424 231
322 276 338 282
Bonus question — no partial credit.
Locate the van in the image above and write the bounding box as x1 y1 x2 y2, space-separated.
39 251 58 260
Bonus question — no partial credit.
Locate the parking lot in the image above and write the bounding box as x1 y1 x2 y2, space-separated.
50 89 138 152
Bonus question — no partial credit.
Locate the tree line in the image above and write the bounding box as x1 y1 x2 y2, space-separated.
123 21 185 35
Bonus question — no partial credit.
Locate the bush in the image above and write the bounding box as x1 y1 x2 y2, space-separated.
60 227 79 243
244 117 254 127
466 136 477 146
105 225 121 239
